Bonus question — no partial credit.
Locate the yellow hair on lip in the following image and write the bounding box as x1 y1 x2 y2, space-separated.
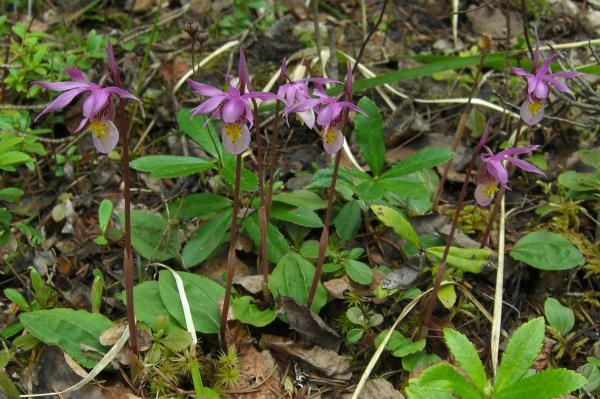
528 101 542 115
323 128 337 144
224 123 242 143
484 182 498 198
89 119 108 138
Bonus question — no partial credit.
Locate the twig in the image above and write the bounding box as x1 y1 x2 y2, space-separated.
352 0 389 76
491 193 506 374
312 0 322 68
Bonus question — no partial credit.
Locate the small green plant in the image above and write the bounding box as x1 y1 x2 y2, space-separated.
544 297 587 360
345 305 383 343
406 317 587 398
94 199 114 245
579 357 600 395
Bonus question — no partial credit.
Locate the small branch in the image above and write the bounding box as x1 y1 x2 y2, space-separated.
352 0 389 76
312 0 322 68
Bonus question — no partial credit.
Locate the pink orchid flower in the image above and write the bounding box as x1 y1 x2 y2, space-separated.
33 66 139 154
278 60 338 129
288 67 364 154
187 49 280 154
475 144 545 206
512 43 582 125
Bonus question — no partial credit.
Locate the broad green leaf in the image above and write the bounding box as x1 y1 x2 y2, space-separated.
0 188 24 202
382 147 454 178
344 259 373 285
158 270 225 334
375 330 426 358
20 309 112 368
544 298 574 336
130 155 214 178
268 252 327 314
426 246 491 274
335 200 362 242
580 362 600 392
0 151 31 170
371 204 420 248
131 281 182 334
495 369 587 399
177 108 223 160
443 328 488 392
406 362 484 399
272 190 327 210
182 210 232 268
402 351 442 373
232 296 276 327
299 240 319 260
494 317 545 392
355 178 387 201
510 231 584 270
270 204 323 228
346 307 364 325
378 177 430 202
98 199 113 232
355 97 385 176
0 372 20 398
222 157 258 192
119 211 179 261
171 193 232 220
243 213 290 263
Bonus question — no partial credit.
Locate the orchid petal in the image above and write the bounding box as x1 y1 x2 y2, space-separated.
485 159 508 188
520 100 544 126
511 67 530 77
477 121 491 149
474 183 494 206
104 86 140 102
188 80 225 97
74 117 89 133
64 67 88 83
532 80 549 99
316 103 341 127
298 109 315 129
106 43 119 82
549 70 583 79
221 97 246 123
538 52 559 76
222 123 251 154
505 157 545 175
496 144 540 158
238 48 251 92
191 95 227 116
34 87 89 122
82 89 110 118
546 78 574 96
242 91 281 102
32 80 90 92
91 120 120 153
338 101 366 116
322 127 344 154
532 43 540 67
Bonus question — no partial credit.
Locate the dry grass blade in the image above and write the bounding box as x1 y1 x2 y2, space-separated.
351 286 441 399
491 190 506 374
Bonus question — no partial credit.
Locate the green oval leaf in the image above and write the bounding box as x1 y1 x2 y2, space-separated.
382 147 454 178
158 270 225 334
344 259 373 285
20 309 112 368
509 231 584 270
232 296 276 327
130 155 214 178
544 297 574 336
268 252 327 314
371 204 420 248
270 205 323 228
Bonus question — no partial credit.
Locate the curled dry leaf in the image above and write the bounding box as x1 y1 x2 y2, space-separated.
279 297 341 351
533 337 556 371
223 346 283 399
260 334 352 381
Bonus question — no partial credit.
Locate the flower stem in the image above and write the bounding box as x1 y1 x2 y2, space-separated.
433 45 489 209
307 151 342 309
251 98 270 299
110 54 138 357
479 119 524 248
220 153 242 346
424 141 483 328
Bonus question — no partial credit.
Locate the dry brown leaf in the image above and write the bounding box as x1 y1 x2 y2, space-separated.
233 275 264 295
324 276 353 299
223 346 283 399
280 297 341 351
260 334 352 381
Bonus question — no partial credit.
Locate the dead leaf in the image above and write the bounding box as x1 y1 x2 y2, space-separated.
279 297 341 351
200 254 250 283
342 379 405 399
324 276 353 299
260 334 351 381
382 266 419 290
233 275 264 295
223 346 283 399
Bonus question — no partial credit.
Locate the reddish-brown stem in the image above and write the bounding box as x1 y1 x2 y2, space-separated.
479 119 524 248
251 99 269 284
265 92 282 221
220 154 242 346
433 48 489 209
424 144 483 328
306 151 342 309
110 59 138 356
